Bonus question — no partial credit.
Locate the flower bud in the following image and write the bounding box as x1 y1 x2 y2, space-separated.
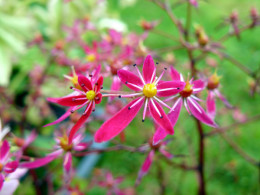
195 25 209 47
207 72 221 90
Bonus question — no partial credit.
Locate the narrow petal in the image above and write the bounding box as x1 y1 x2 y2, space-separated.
170 67 181 81
20 150 62 169
192 79 205 93
136 150 155 185
68 102 93 144
118 69 143 91
78 75 93 92
94 76 103 92
187 98 218 127
95 98 144 143
215 90 233 108
157 81 185 97
153 98 182 145
47 95 87 107
149 100 174 135
159 148 174 159
206 91 216 119
63 152 72 173
0 174 4 191
43 107 76 127
73 142 92 151
143 55 155 83
0 140 10 162
4 161 19 173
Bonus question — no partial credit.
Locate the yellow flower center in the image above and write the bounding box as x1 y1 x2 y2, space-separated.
59 135 73 151
86 54 96 62
207 72 221 90
86 90 96 100
143 83 157 98
180 81 193 98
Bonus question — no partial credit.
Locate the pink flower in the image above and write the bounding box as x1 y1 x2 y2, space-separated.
154 67 218 144
20 129 91 174
0 140 19 191
136 139 173 186
206 72 232 119
189 0 198 7
46 73 103 144
94 55 185 143
97 171 124 195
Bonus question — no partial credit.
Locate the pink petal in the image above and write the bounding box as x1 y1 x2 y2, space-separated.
157 81 185 97
215 90 233 108
159 148 173 159
187 97 218 127
136 150 155 185
68 102 93 144
74 142 91 151
143 55 155 83
153 98 182 145
170 67 181 81
0 140 10 162
47 95 87 107
24 131 37 148
192 79 205 93
94 76 103 92
78 75 93 92
63 152 72 173
20 150 62 169
118 69 143 91
43 107 76 127
149 100 174 135
4 161 18 173
109 76 122 101
115 176 124 184
94 97 144 143
0 174 4 191
206 91 216 119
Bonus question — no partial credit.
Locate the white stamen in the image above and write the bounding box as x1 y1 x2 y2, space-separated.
142 98 149 121
72 100 90 113
184 99 191 115
129 97 145 109
170 97 181 112
157 88 179 92
191 95 203 102
125 82 143 90
164 94 180 102
120 92 143 98
150 99 162 118
71 87 85 95
153 96 171 109
64 75 72 80
134 65 146 85
83 101 93 115
189 97 202 113
193 88 202 92
150 69 156 83
154 69 166 85
74 97 88 101
180 74 184 82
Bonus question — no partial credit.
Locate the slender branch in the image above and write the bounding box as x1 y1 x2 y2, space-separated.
156 163 166 195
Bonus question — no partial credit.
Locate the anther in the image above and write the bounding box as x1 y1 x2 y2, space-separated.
125 81 128 84
89 74 93 77
81 84 85 87
142 119 145 122
101 86 103 89
160 116 163 119
118 95 122 98
95 82 98 85
177 88 180 90
72 98 76 101
70 86 73 89
128 107 131 110
156 62 159 64
92 109 95 112
70 110 74 113
133 64 137 67
164 67 167 70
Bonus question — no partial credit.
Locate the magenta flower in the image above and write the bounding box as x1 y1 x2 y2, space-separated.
189 0 198 7
97 171 124 195
154 67 218 144
206 72 232 119
95 55 185 143
46 73 103 143
136 139 173 186
20 129 91 174
0 140 19 191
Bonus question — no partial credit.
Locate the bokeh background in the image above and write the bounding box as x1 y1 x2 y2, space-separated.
0 0 260 194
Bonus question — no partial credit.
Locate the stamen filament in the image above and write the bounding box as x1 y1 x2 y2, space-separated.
74 97 88 101
184 99 191 115
170 97 181 112
134 65 146 85
150 69 156 83
120 93 143 98
153 96 171 109
125 82 143 90
164 94 179 102
157 88 179 92
70 87 85 95
129 97 144 110
71 100 90 113
154 69 166 85
83 101 93 115
102 94 121 97
150 99 162 118
191 95 202 102
64 75 72 80
189 97 202 113
142 98 148 122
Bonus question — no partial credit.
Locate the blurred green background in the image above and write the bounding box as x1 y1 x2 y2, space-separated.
1 0 260 194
